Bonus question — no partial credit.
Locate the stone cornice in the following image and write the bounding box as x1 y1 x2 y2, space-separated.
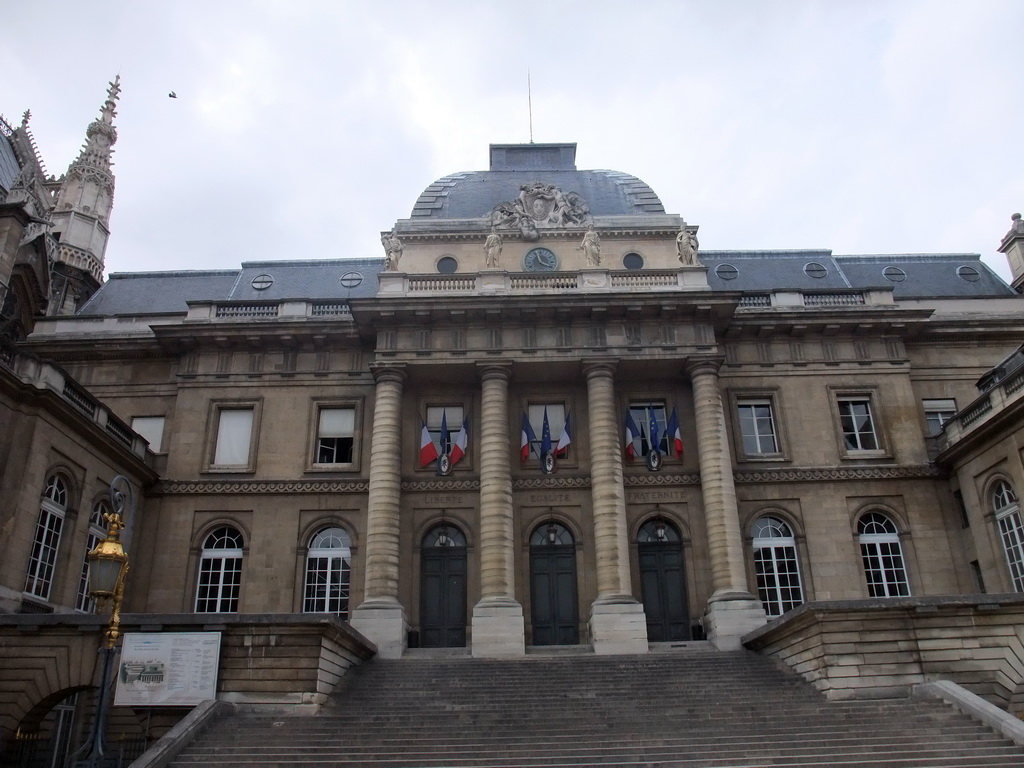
624 473 702 486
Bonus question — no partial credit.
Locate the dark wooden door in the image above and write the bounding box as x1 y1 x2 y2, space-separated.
420 544 467 647
530 544 579 645
639 541 690 641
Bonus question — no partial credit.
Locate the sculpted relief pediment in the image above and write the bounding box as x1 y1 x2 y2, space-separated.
488 183 590 242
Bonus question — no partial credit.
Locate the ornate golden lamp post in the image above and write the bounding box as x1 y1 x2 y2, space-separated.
72 476 132 768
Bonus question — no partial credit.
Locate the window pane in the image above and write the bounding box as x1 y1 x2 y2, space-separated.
839 399 878 451
998 511 1024 592
738 401 778 455
319 408 355 437
628 402 667 456
214 409 253 465
527 404 565 457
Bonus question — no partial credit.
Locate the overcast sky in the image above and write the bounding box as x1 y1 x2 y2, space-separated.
4 1 1023 281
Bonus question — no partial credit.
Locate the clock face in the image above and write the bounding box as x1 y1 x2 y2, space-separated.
523 248 559 272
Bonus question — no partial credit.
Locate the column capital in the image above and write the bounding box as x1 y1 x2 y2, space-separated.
583 359 619 380
370 362 407 385
476 361 513 382
684 356 724 379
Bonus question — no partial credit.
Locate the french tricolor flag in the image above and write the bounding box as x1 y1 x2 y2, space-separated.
556 413 572 457
666 407 683 458
624 411 640 461
450 417 469 465
419 421 438 467
520 412 537 461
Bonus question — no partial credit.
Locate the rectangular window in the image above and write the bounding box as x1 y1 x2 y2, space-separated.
315 407 355 464
998 510 1024 593
426 405 464 456
629 401 669 456
838 397 878 451
922 398 957 436
195 555 242 613
131 416 166 453
75 528 104 613
526 403 567 458
737 400 779 455
213 408 254 466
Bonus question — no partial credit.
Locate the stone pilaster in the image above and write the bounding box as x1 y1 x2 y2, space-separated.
471 363 525 657
584 361 648 655
350 363 408 658
686 358 766 649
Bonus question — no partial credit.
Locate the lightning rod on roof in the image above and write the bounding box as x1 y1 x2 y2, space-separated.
528 69 533 144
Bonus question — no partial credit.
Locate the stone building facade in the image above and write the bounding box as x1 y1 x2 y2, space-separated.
6 81 1024 758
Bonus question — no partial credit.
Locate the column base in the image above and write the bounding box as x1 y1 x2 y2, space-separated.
589 595 649 655
703 592 767 651
350 599 408 659
471 597 525 658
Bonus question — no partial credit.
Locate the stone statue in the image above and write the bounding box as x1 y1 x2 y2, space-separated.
1008 213 1024 238
578 225 601 267
676 228 700 266
382 230 403 271
487 183 590 243
484 228 503 268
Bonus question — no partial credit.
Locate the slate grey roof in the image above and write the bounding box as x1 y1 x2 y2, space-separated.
700 251 1015 299
412 169 666 220
77 259 383 316
0 132 22 195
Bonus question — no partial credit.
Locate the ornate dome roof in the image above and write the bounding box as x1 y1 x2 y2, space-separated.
410 143 665 220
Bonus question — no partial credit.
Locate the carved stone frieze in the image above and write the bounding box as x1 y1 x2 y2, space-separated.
402 479 481 493
513 476 592 490
734 465 945 483
623 473 701 486
155 479 370 495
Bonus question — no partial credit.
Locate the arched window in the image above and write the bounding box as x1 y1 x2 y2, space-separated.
24 474 70 601
857 512 910 597
992 480 1024 592
195 526 244 613
752 516 804 617
530 521 574 546
303 526 352 617
76 501 109 613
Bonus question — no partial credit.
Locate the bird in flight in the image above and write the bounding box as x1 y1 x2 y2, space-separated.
168 91 177 98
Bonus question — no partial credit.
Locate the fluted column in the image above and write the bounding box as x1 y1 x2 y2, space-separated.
350 363 408 658
471 362 525 657
686 358 766 648
478 364 516 598
585 362 632 598
584 361 648 654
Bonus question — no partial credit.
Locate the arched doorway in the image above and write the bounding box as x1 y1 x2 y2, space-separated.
419 523 467 647
529 522 579 645
637 518 690 641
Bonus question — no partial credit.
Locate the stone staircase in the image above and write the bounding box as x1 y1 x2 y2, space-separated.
166 646 1024 767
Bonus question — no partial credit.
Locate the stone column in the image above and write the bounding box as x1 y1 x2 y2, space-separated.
471 363 525 657
350 363 408 658
584 361 648 655
686 358 766 649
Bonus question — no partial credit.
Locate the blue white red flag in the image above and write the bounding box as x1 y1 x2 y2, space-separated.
520 412 537 461
419 420 438 467
556 413 572 456
666 408 683 458
450 417 469 465
624 410 640 460
649 409 661 455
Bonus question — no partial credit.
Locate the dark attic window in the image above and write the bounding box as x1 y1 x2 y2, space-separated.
883 266 906 282
437 256 459 274
715 263 739 280
957 265 981 283
339 272 363 289
804 262 828 279
251 274 274 290
622 253 644 270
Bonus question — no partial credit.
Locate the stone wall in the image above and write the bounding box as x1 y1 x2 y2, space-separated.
743 595 1024 712
0 613 376 755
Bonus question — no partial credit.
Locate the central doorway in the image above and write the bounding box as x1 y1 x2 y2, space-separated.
529 521 579 645
637 518 690 641
419 523 467 647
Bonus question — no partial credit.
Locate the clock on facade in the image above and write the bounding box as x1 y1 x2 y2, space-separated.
522 248 559 272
